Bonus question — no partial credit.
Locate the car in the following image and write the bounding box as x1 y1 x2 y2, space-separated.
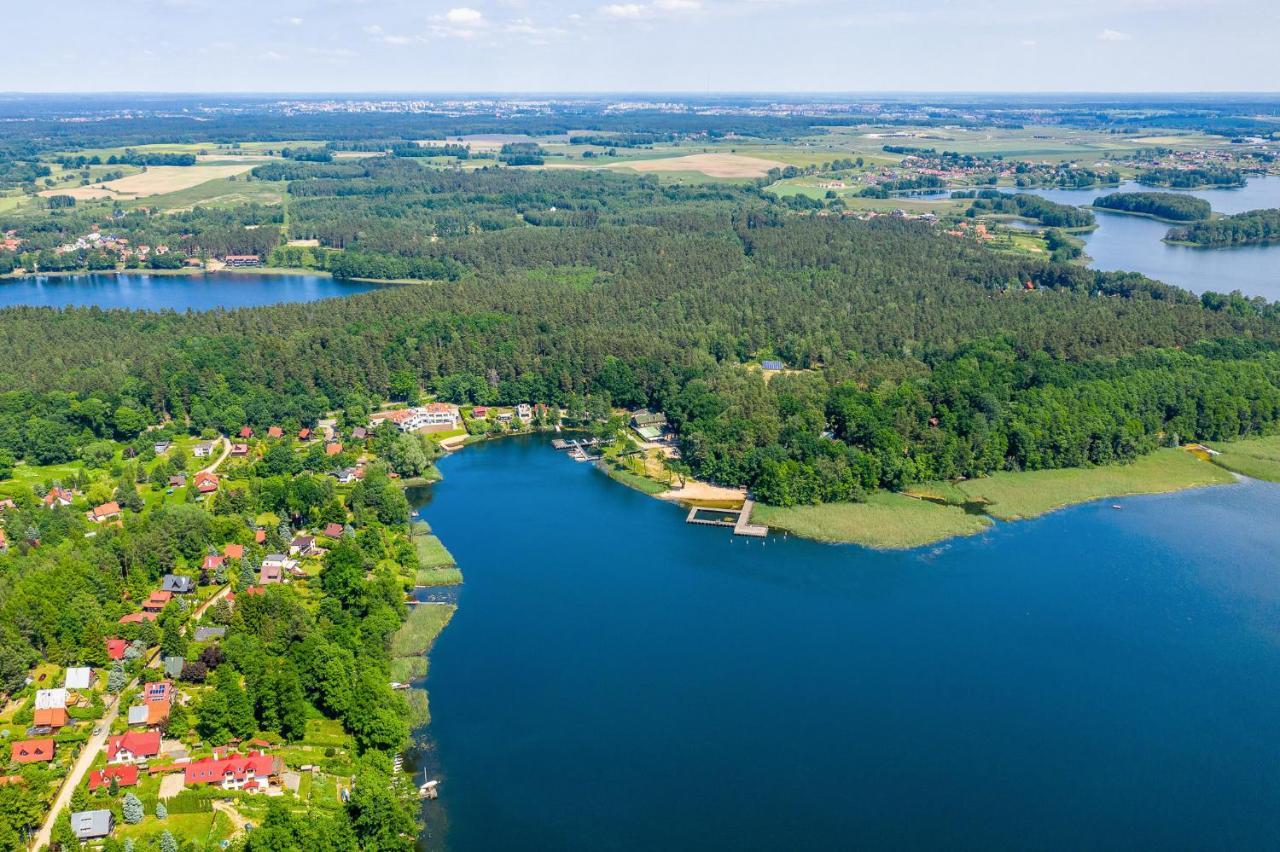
92 726 102 735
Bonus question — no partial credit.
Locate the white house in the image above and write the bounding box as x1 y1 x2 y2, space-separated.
371 403 460 433
35 688 68 710
64 667 94 690
515 403 533 421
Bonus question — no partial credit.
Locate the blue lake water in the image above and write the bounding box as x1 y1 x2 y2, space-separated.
0 272 380 310
1015 176 1280 300
414 437 1280 851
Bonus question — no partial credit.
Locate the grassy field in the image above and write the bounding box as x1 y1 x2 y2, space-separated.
39 164 256 201
1207 435 1280 481
391 603 456 659
754 491 992 550
413 533 455 568
956 448 1234 520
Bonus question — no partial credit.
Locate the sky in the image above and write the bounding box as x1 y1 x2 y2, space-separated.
9 0 1280 93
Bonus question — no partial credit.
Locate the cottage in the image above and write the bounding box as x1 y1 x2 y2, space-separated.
325 442 343 456
761 360 784 371
516 403 533 421
260 564 284 584
87 501 122 523
471 406 489 419
71 810 114 841
230 443 249 456
267 425 284 439
223 254 261 267
168 474 187 488
118 611 157 625
183 752 281 792
192 442 214 458
153 440 172 455
224 543 245 559
163 656 185 679
323 522 344 538
193 472 219 494
254 528 267 544
630 409 667 429
351 426 367 440
238 426 254 439
289 536 315 557
202 554 226 572
11 738 54 764
88 765 139 791
162 574 196 594
298 428 312 441
332 467 359 484
142 590 173 613
107 730 161 763
126 705 151 726
43 487 75 509
64 667 94 690
106 639 128 661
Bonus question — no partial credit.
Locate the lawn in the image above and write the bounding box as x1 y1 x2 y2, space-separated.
415 566 463 587
1207 435 1280 482
114 810 233 848
956 448 1234 520
754 491 992 550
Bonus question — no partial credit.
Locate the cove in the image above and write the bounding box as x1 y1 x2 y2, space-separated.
414 436 1280 851
1016 176 1280 300
0 271 382 310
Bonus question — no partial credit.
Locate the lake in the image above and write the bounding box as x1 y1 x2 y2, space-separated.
1015 176 1280 300
414 437 1280 851
0 272 381 310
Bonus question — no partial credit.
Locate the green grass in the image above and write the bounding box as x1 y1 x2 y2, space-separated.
415 566 463 587
956 448 1234 520
754 491 992 550
391 603 456 658
114 810 230 847
599 462 670 495
390 657 428 683
413 534 455 568
1207 435 1280 482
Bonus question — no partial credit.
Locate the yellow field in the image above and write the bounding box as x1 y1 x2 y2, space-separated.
609 152 787 178
39 164 255 200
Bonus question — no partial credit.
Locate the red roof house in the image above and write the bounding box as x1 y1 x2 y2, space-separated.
142 590 172 613
325 442 343 456
183 752 280 791
224 543 245 559
202 555 225 571
88 765 140 790
87 501 122 523
106 638 128 660
33 707 69 729
107 730 161 763
323 523 344 538
254 529 266 544
11 739 54 764
267 426 283 439
239 426 253 439
298 428 312 441
118 611 158 625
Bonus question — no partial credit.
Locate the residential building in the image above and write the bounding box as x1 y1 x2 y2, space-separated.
142 590 173 613
298 428 312 441
289 536 315 557
223 254 261 267
238 426 253 439
169 474 187 488
471 406 489 419
64 667 94 690
230 443 249 456
194 472 219 494
326 441 343 456
153 440 172 455
183 752 281 792
107 730 161 764
87 501 122 523
224 543 245 559
761 360 784 371
106 638 128 661
33 707 69 729
259 564 284 584
370 403 460 433
202 554 226 572
516 403 533 421
630 409 668 429
35 688 67 710
332 467 358 484
192 442 214 458
162 574 196 594
71 810 114 841
323 522 344 538
11 738 54 764
88 765 139 791
193 626 226 642
267 426 284 439
43 487 74 508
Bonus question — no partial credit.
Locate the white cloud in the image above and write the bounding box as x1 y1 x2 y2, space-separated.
600 3 646 18
286 16 304 26
1098 28 1132 40
444 7 486 26
653 0 700 10
383 34 413 45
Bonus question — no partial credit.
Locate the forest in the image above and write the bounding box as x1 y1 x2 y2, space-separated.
1166 208 1280 247
954 190 1096 228
1092 192 1211 221
1136 166 1246 188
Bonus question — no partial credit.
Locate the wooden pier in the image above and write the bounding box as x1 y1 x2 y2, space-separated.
685 499 767 538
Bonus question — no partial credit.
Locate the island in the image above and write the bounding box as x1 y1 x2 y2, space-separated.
1091 191 1211 222
1166 207 1280 247
1135 166 1246 189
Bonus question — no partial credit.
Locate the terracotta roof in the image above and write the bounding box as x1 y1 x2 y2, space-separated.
325 442 342 456
239 426 253 438
11 739 54 764
224 543 244 559
118 612 158 624
183 752 278 786
323 523 344 538
254 529 266 544
267 426 283 438
33 707 69 728
89 501 121 520
203 555 225 570
106 638 128 660
194 472 219 493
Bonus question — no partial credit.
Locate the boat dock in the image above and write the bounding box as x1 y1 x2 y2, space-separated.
685 499 768 538
552 436 603 461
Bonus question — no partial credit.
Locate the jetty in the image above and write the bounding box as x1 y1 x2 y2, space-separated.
685 499 767 538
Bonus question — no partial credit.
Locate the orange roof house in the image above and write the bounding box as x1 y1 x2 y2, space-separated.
33 707 69 729
267 426 284 439
224 543 244 559
11 739 54 764
325 442 343 456
193 472 219 494
87 501 122 523
239 426 253 439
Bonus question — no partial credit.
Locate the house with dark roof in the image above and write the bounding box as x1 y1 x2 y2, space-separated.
162 574 196 594
289 536 315 557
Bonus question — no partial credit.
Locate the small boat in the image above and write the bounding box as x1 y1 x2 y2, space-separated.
419 779 440 799
1111 504 1122 510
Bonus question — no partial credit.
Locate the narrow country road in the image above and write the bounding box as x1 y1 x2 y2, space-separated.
199 435 231 475
30 584 231 849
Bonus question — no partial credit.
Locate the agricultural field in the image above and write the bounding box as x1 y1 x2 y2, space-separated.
39 164 257 201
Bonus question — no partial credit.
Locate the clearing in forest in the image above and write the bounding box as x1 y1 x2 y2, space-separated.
39 164 256 200
609 152 787 178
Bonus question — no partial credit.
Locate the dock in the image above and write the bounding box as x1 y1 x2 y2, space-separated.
685 499 767 537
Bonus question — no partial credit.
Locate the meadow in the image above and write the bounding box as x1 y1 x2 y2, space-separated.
1207 435 1280 482
753 491 992 549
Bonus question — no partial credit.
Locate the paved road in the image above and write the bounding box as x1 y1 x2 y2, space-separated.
30 583 231 849
199 436 231 475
